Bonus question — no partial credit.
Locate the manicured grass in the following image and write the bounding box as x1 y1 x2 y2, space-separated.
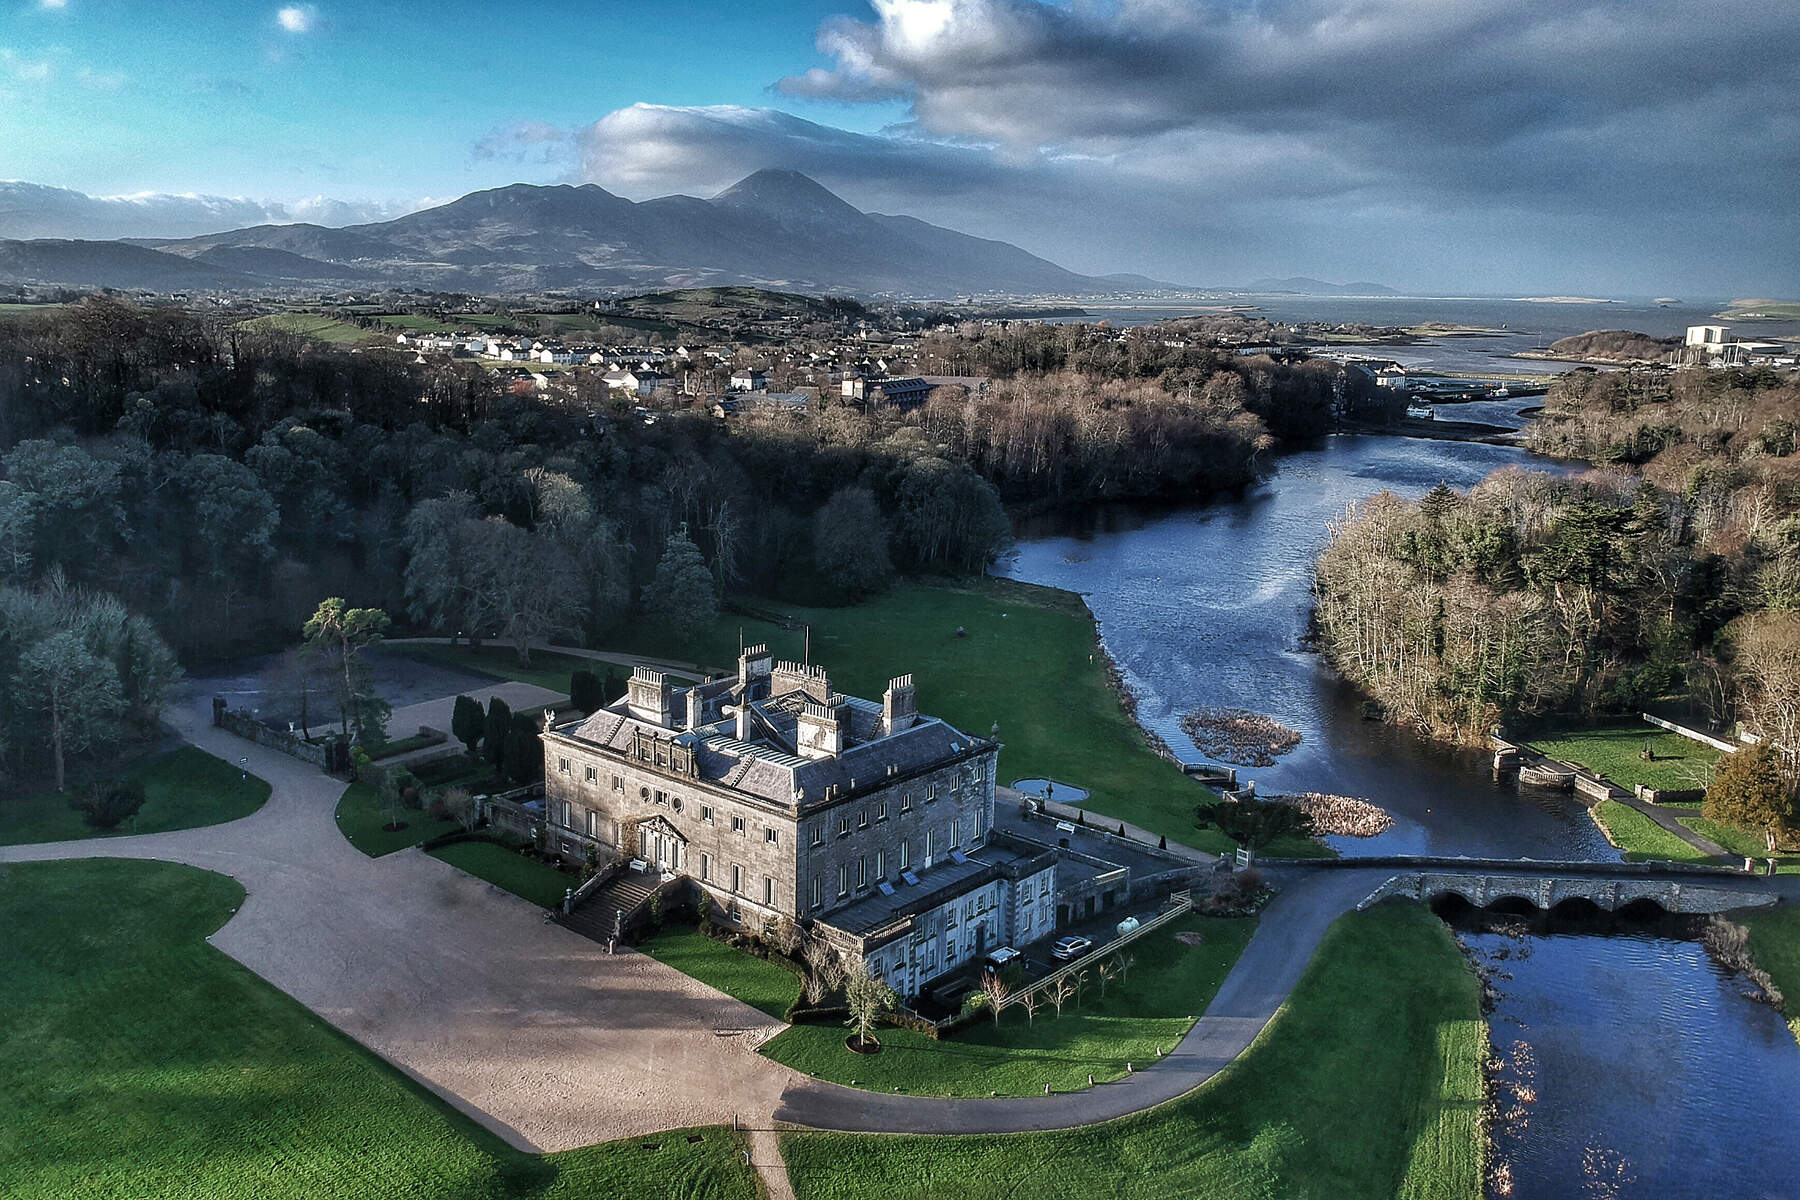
638 925 804 1021
1526 723 1719 794
1591 798 1715 863
1743 907 1800 1046
763 914 1257 1097
1677 815 1800 873
388 642 604 698
371 732 448 760
0 859 758 1200
607 578 1325 856
781 902 1486 1200
333 781 460 857
240 312 379 346
428 838 577 908
0 747 271 846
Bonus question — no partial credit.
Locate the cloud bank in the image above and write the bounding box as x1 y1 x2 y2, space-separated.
0 182 427 240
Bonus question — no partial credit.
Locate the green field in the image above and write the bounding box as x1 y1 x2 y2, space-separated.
334 781 460 857
638 925 804 1021
0 747 270 846
762 914 1256 1097
1591 798 1715 863
781 902 1486 1200
389 642 600 699
1744 907 1800 1045
1526 723 1719 794
1678 815 1800 872
1715 300 1800 322
0 859 758 1200
608 578 1325 857
240 312 380 346
428 838 577 908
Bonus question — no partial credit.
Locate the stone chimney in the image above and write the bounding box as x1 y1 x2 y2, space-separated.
685 686 704 730
771 659 831 703
626 666 672 727
882 674 917 736
738 643 773 691
797 695 849 759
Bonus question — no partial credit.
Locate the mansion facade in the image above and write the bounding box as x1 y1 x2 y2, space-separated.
540 649 1058 1001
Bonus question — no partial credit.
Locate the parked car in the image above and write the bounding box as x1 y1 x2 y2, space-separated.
1051 935 1093 961
982 946 1022 973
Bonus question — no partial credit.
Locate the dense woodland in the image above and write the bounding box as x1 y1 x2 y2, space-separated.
1314 365 1800 786
0 298 1374 785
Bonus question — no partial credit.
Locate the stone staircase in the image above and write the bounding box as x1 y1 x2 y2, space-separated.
557 870 660 944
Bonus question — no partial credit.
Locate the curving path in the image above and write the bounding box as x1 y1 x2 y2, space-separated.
774 867 1389 1133
0 691 799 1153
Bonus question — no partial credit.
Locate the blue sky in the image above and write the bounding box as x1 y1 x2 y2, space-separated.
2 0 1796 294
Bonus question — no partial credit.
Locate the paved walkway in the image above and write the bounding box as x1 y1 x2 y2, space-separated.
0 691 799 1154
382 682 566 768
773 868 1387 1133
388 636 721 681
1514 741 1734 862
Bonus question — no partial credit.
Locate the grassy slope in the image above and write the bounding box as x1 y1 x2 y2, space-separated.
335 781 460 857
763 914 1256 1097
782 903 1485 1200
609 578 1323 856
639 925 804 1021
0 747 271 847
1678 815 1800 873
428 839 577 908
0 859 757 1200
1525 723 1718 793
240 312 379 346
1743 908 1800 1045
1591 798 1714 863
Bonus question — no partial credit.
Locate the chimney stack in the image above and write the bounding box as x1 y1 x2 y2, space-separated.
738 643 772 691
685 686 704 730
626 666 672 727
797 694 850 759
883 674 917 736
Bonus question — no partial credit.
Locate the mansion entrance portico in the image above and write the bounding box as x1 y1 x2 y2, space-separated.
635 815 686 873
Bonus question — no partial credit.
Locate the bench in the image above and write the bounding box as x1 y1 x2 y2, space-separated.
629 859 649 874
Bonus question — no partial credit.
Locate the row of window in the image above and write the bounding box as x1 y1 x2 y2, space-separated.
696 852 779 907
558 761 784 846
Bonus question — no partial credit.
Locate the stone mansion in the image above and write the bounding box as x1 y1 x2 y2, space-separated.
539 648 1060 1002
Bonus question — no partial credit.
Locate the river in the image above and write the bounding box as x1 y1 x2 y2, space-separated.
995 427 1800 1195
997 432 1616 860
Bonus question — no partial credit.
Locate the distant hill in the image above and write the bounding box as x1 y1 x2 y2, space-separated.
0 239 248 291
1 170 1170 299
1541 329 1678 363
1243 277 1401 296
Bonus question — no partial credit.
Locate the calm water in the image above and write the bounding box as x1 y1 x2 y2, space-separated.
996 433 1616 860
1468 926 1800 1199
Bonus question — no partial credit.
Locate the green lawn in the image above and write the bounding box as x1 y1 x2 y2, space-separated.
0 859 757 1200
388 642 605 698
1591 798 1715 863
781 902 1485 1200
0 747 271 847
638 925 804 1020
240 312 380 346
1677 815 1800 873
334 781 460 857
606 578 1325 857
428 839 577 908
1526 723 1719 794
1743 907 1800 1046
763 914 1257 1097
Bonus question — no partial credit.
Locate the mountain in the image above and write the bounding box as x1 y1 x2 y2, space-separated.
0 239 250 291
0 170 1162 298
1242 277 1401 296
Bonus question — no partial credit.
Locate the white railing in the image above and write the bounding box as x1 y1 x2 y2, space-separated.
986 890 1194 1019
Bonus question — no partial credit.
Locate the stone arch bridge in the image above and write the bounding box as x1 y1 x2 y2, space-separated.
1358 868 1778 915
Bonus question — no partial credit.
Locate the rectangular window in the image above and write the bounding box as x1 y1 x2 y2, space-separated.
765 828 779 846
926 783 938 802
924 829 935 864
731 864 742 894
858 809 868 829
973 810 984 844
901 792 913 813
837 865 849 897
950 818 961 848
585 809 599 838
558 757 571 775
811 875 822 908
1023 881 1034 902
877 800 889 822
732 816 746 835
700 852 712 882
557 801 573 827
654 789 668 806
837 816 849 837
876 849 887 880
584 765 597 783
612 775 623 792
763 876 775 906
856 855 867 889
700 804 714 824
810 824 824 847
946 938 957 962
899 839 910 869
1022 913 1033 935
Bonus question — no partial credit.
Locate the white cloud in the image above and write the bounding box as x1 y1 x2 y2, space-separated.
276 6 315 34
38 0 69 10
0 181 431 240
1 49 53 82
